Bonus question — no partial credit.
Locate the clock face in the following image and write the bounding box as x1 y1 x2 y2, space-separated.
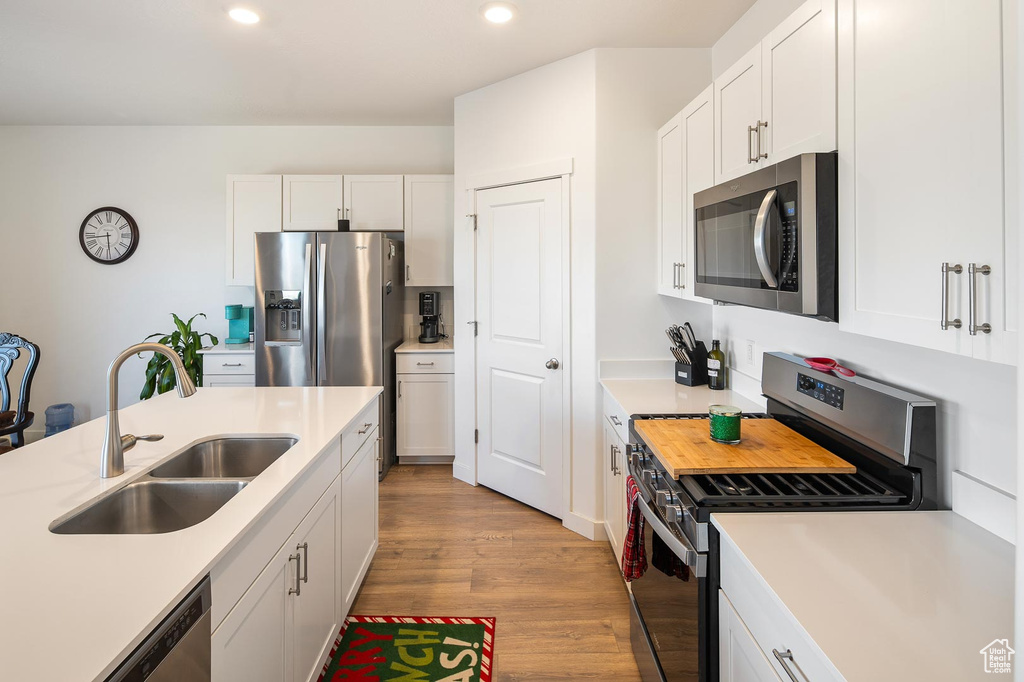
80 207 139 264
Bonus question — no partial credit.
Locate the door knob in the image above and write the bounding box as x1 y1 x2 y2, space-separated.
545 358 560 370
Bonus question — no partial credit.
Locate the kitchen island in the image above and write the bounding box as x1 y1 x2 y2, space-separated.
0 385 381 681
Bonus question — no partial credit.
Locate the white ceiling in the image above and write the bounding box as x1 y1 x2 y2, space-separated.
0 0 756 125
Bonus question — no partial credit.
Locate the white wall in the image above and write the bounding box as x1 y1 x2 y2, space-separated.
454 50 599 530
0 125 454 434
595 49 715 357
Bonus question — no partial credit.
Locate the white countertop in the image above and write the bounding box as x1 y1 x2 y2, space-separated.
600 377 765 416
199 342 253 354
0 386 381 682
396 337 454 353
713 511 1014 681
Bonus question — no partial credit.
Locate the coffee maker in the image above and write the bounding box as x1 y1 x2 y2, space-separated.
418 291 441 344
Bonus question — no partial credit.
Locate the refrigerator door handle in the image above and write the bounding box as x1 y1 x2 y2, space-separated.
317 241 328 384
302 242 314 382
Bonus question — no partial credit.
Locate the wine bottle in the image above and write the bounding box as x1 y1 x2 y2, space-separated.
707 339 725 390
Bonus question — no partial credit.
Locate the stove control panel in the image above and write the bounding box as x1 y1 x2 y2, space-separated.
797 373 845 410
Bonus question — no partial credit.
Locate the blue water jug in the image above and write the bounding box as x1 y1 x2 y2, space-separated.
45 403 75 437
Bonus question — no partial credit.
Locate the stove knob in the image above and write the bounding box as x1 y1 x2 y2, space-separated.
641 469 660 487
664 505 683 524
798 376 815 391
655 490 675 507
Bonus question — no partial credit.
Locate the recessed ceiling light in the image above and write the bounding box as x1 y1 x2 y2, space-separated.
228 8 260 24
480 1 517 24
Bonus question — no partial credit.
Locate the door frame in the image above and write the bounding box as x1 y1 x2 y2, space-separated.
456 158 573 523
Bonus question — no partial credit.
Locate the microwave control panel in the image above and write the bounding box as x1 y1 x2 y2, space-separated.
797 373 845 410
780 200 799 292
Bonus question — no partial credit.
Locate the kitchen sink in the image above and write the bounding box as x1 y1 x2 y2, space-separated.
149 436 298 479
50 479 248 535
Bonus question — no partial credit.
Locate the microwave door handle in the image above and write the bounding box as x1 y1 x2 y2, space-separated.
753 189 779 289
302 242 314 382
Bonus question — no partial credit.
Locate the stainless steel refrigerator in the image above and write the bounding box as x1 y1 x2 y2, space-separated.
254 232 404 479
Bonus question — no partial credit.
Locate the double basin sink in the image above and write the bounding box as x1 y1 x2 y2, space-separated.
50 436 297 535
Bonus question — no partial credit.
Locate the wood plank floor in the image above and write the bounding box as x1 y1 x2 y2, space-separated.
352 465 643 681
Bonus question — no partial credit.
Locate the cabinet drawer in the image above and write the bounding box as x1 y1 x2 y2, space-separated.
602 389 629 443
720 538 842 682
396 352 454 374
204 353 256 376
342 398 379 470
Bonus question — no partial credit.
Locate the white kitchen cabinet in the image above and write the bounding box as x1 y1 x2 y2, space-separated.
714 0 836 184
602 418 626 570
291 478 341 682
202 348 256 387
343 175 404 232
656 112 684 297
226 175 282 286
213 475 341 682
837 0 1016 364
283 175 344 232
715 44 765 184
397 357 455 463
212 537 294 682
719 592 784 682
404 175 454 286
657 86 715 302
760 0 836 165
341 430 380 613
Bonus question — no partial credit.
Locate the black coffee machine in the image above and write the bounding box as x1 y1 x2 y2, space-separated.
418 291 441 344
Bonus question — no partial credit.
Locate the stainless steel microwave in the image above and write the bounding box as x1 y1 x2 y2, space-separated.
693 152 838 321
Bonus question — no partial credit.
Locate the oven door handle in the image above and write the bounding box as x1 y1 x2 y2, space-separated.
636 494 706 578
753 188 780 289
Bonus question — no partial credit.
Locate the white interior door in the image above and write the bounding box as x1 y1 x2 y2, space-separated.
475 178 565 518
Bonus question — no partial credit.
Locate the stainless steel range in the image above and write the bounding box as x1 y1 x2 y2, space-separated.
626 352 939 682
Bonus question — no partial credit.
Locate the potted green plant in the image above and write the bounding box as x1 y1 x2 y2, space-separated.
139 313 219 400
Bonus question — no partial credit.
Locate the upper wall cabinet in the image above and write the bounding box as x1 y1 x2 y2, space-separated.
714 0 836 184
657 85 715 302
283 175 344 232
343 175 404 232
404 175 454 286
837 0 1016 364
226 175 282 286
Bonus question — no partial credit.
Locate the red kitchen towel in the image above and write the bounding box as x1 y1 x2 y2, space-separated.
622 475 648 581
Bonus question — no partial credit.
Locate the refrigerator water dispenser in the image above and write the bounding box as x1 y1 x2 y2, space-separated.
263 290 302 343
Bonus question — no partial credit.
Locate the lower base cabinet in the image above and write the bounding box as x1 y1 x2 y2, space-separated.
341 429 380 612
213 475 341 682
602 419 627 569
719 591 783 682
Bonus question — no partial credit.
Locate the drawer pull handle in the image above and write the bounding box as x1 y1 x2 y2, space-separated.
357 422 373 435
288 552 301 596
610 415 622 426
772 649 800 682
222 363 244 367
416 362 435 366
298 542 309 584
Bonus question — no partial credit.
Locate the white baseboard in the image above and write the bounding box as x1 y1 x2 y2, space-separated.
452 460 476 486
563 511 604 541
399 455 455 465
952 470 1015 543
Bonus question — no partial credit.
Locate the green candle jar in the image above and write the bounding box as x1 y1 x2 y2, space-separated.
709 405 742 444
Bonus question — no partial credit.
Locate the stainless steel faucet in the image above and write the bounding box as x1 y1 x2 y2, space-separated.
101 342 197 478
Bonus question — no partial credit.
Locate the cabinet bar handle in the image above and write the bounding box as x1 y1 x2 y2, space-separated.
610 415 622 426
406 265 410 281
747 124 758 164
298 542 309 584
357 422 373 435
610 444 620 475
222 362 243 367
288 552 301 595
772 649 799 682
968 263 992 335
679 262 685 289
398 381 402 398
416 361 435 366
940 262 963 330
757 120 769 160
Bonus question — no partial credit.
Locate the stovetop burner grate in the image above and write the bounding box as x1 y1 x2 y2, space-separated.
684 470 905 506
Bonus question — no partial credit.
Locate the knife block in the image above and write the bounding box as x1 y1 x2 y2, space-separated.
674 341 709 386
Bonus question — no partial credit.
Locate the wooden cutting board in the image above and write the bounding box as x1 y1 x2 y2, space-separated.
633 418 855 477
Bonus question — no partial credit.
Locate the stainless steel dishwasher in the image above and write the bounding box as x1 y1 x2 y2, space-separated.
107 576 212 681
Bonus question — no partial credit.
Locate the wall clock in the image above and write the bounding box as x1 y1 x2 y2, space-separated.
79 207 139 265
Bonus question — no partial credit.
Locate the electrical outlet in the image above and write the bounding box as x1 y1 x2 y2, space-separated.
744 340 755 366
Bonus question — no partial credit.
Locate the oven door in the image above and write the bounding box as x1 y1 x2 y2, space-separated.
630 493 708 682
